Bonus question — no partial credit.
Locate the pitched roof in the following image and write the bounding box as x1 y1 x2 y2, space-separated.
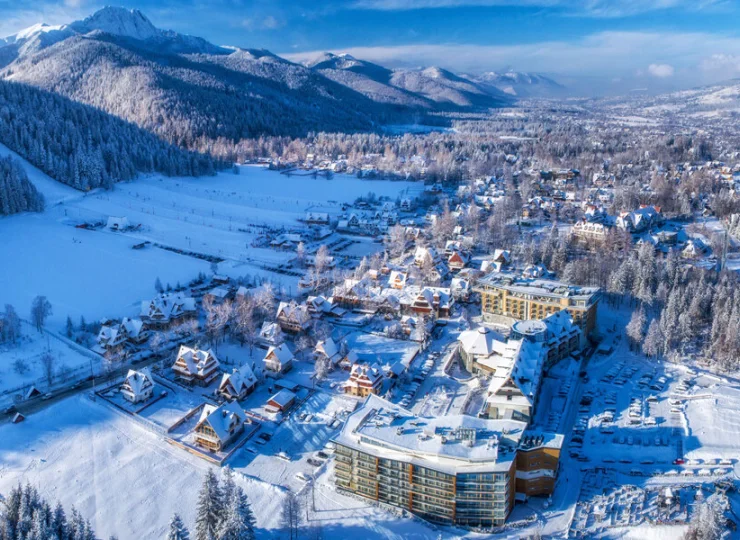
198 402 245 442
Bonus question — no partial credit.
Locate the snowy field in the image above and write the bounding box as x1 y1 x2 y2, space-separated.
0 156 420 328
0 393 480 540
0 321 95 400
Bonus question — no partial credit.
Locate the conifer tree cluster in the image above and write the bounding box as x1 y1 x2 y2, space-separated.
0 155 44 215
0 484 98 540
0 80 219 192
190 468 256 540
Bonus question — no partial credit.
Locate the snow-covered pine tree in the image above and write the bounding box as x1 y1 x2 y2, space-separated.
166 513 190 540
215 486 256 540
194 469 224 540
0 156 44 216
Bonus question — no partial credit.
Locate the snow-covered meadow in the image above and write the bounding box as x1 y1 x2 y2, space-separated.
0 153 420 328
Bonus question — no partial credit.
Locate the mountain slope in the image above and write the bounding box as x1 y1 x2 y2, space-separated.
465 71 567 98
389 66 510 108
304 53 511 110
306 53 432 109
0 79 216 191
0 8 385 145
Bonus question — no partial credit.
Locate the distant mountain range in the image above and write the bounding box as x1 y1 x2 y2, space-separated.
0 7 567 146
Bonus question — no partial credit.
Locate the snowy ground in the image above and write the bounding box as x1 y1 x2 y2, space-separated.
0 321 95 402
1 157 419 328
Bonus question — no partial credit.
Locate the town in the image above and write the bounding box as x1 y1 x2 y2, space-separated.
2 62 740 539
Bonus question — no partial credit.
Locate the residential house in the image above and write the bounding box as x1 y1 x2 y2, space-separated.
616 205 663 233
276 301 311 333
194 402 246 452
172 346 221 386
307 296 345 319
97 318 147 350
388 270 407 290
403 287 455 318
258 322 284 347
314 338 342 366
264 344 294 374
344 363 383 397
448 250 469 271
218 364 258 401
120 368 155 403
140 293 196 329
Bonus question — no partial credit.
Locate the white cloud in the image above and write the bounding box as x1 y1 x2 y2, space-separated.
350 0 727 17
647 63 675 78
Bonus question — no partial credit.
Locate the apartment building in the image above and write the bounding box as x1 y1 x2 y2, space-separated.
475 273 600 337
334 395 562 528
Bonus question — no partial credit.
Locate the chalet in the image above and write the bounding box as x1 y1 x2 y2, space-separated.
212 275 230 286
314 338 342 366
140 293 196 329
218 364 258 401
97 318 147 350
414 246 440 267
194 402 246 452
400 198 412 211
276 301 311 333
305 212 330 225
266 389 296 413
444 240 463 256
204 286 232 305
306 296 345 319
450 277 470 301
172 346 221 386
264 344 294 374
270 233 302 250
616 205 663 233
403 287 454 318
522 264 549 279
388 270 407 290
258 322 284 347
120 368 155 403
12 413 24 424
448 250 469 271
344 363 383 397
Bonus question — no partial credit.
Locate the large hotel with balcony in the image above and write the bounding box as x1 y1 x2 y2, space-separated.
333 395 563 528
475 273 601 338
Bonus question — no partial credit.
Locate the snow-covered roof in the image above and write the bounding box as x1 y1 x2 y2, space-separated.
268 389 296 409
174 345 219 376
220 364 257 395
122 368 153 396
197 402 245 442
335 395 527 474
265 344 294 365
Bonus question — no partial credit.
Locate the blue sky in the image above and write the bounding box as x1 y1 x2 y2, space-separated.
3 0 740 93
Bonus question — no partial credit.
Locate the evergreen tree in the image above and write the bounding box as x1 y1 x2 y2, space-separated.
166 514 189 540
194 470 223 540
215 487 255 540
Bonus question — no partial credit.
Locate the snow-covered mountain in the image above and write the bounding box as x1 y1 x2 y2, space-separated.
0 7 515 146
304 52 511 110
465 71 567 98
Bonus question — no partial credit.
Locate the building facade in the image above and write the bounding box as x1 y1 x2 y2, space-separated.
334 395 562 529
475 273 600 337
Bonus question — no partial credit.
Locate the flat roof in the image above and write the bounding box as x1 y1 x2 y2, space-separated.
477 272 600 300
336 395 528 474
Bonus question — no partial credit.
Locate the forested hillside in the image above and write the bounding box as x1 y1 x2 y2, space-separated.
0 80 217 191
0 155 44 215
